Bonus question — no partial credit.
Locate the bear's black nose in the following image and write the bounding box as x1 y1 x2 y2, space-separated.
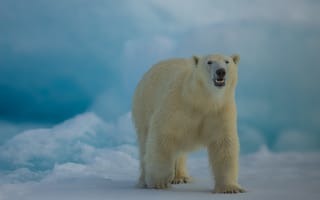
216 68 226 78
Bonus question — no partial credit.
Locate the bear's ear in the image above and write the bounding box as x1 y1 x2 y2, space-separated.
192 55 200 66
231 54 240 65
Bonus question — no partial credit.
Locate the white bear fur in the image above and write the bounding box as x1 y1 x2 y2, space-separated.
132 54 245 193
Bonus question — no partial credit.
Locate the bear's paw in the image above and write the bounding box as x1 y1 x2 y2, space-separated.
145 172 174 189
213 184 246 194
171 176 192 184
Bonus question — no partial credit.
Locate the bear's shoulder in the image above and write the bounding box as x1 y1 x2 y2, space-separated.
151 58 193 74
155 57 192 67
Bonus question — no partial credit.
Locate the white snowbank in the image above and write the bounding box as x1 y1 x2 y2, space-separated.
0 112 137 183
0 147 319 200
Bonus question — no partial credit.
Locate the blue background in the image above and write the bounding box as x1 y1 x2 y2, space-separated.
0 0 320 156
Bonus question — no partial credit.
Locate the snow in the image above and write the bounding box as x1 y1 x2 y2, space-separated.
0 148 319 200
0 112 319 200
0 112 136 175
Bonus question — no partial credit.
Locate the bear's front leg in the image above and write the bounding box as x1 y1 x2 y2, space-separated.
144 133 175 189
208 137 246 193
171 154 192 184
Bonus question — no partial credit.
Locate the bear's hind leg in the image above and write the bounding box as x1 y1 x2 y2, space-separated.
136 127 148 188
171 154 192 184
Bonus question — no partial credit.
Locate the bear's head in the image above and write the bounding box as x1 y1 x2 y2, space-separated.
192 54 240 93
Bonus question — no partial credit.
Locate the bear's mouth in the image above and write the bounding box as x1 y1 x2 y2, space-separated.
213 78 225 87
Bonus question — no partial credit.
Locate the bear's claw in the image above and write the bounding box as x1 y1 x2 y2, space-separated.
171 176 192 184
153 182 170 189
145 174 173 189
213 185 246 194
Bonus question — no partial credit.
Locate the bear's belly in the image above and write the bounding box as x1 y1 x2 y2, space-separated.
169 118 206 153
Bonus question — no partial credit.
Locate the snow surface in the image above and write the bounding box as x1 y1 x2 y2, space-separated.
0 112 319 200
1 149 320 200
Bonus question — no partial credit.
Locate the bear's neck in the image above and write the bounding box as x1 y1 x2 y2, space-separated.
181 71 235 114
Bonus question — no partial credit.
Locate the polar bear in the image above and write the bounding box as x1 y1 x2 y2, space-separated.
132 54 245 193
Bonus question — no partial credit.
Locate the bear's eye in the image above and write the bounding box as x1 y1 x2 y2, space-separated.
225 60 229 64
207 60 212 65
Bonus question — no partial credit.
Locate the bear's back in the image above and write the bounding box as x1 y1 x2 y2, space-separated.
132 58 192 128
134 58 192 102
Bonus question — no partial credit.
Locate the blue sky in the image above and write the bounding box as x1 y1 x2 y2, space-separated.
0 0 320 153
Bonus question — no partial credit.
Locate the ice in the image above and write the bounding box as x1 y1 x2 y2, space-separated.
0 149 319 200
0 112 137 182
0 113 319 199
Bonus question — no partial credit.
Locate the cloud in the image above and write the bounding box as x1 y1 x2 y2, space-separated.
0 121 44 145
0 0 135 56
176 22 320 142
89 90 130 121
121 35 176 91
0 0 126 123
128 0 320 33
237 98 271 121
123 36 176 65
238 125 266 154
274 130 320 152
